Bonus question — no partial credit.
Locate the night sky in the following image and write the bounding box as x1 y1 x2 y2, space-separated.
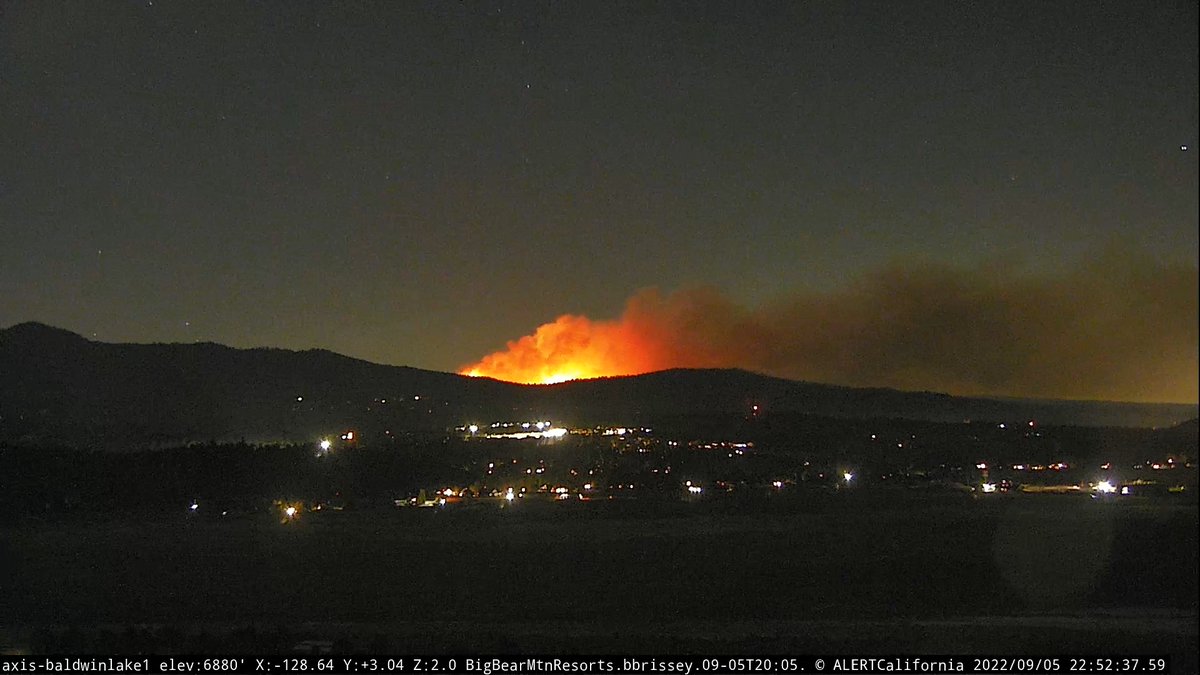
2 2 1196 401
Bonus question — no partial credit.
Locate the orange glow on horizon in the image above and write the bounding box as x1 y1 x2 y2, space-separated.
457 288 740 384
456 271 1199 403
458 312 666 384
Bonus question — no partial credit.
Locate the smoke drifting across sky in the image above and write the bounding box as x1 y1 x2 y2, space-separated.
463 250 1198 404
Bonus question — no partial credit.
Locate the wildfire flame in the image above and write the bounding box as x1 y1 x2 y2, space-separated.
458 253 1199 403
459 314 657 384
459 288 737 384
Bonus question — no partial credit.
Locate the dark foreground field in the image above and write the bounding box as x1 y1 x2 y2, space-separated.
2 495 1196 662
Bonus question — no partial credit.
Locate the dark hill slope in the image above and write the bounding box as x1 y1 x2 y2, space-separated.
2 323 1195 447
532 368 1197 428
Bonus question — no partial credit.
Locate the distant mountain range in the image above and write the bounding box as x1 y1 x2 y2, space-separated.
1 322 1196 447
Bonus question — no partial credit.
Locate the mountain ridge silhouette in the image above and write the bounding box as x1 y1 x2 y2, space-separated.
2 322 1195 447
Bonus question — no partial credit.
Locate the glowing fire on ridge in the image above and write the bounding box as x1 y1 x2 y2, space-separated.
457 261 1200 403
458 288 743 384
459 287 762 384
459 312 665 384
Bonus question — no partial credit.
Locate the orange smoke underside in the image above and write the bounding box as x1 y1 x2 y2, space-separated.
458 288 736 384
457 267 1199 403
459 313 664 384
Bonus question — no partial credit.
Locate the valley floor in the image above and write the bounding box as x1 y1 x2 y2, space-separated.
2 496 1196 664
